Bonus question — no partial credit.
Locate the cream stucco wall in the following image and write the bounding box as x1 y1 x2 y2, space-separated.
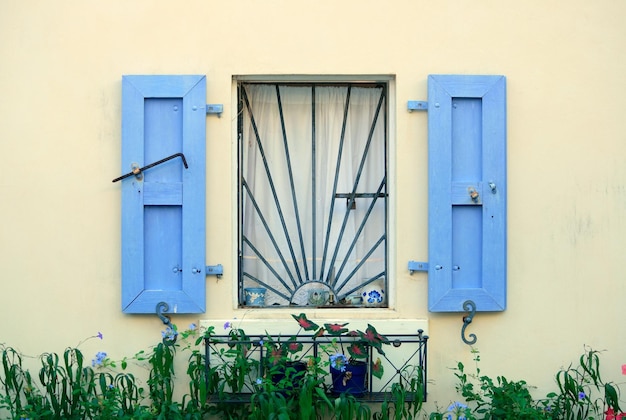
1 0 625 412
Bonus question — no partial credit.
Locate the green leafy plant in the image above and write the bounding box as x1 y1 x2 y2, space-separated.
291 313 391 380
375 366 426 420
2 321 624 420
544 347 622 419
0 333 146 419
444 348 551 419
431 347 625 420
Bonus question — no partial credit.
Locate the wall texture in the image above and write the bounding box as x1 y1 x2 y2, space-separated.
1 0 625 411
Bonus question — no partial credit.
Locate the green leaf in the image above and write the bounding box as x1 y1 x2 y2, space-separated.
347 342 368 359
323 323 349 336
291 313 320 331
372 358 384 379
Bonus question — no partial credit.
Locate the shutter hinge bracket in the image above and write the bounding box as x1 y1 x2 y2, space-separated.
206 264 223 278
407 101 428 112
408 261 429 274
206 104 223 117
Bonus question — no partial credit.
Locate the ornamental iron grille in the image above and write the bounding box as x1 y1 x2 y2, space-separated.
238 82 388 307
203 329 428 402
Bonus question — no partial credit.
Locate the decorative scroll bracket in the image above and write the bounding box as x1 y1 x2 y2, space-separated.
461 300 477 345
156 301 177 343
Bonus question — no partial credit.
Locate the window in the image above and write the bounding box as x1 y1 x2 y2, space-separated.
238 80 388 307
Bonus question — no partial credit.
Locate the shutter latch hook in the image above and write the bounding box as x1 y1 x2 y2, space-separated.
113 153 188 183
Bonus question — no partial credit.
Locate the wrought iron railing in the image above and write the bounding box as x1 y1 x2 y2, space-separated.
203 328 428 403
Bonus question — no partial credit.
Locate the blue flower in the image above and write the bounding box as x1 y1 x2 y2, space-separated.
446 401 468 419
578 391 586 400
329 353 349 372
256 378 263 385
92 351 107 367
447 401 468 411
97 332 103 340
161 326 178 342
224 321 232 330
189 323 197 331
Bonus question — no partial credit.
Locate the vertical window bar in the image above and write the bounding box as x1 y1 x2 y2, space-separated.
382 82 389 300
320 86 351 283
275 85 310 283
237 86 244 304
311 85 317 281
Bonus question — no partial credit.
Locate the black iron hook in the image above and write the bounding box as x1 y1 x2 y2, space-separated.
461 300 477 345
112 153 188 183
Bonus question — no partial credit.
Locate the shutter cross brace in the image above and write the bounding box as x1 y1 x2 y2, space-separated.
112 153 188 182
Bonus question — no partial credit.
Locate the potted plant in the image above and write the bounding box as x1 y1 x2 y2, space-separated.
261 336 308 394
291 313 390 396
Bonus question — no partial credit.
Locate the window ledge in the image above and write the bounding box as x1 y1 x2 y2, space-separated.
200 317 428 336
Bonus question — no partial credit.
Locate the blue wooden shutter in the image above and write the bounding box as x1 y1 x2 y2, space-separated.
428 75 506 312
121 75 206 314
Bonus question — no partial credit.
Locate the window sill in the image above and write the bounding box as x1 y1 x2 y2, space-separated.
200 317 428 337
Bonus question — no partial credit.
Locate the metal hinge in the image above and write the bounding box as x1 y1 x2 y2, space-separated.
407 101 428 112
206 104 223 117
408 261 429 274
206 264 223 278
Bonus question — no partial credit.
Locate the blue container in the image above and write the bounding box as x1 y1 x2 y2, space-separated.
244 287 266 306
330 361 367 396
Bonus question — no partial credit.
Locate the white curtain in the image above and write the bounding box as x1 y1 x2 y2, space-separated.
241 84 386 305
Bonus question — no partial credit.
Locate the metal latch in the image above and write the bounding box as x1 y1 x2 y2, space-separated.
112 153 188 183
407 101 428 112
408 261 429 274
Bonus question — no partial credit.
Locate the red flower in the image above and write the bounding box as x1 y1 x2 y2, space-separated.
291 313 320 331
606 408 626 420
